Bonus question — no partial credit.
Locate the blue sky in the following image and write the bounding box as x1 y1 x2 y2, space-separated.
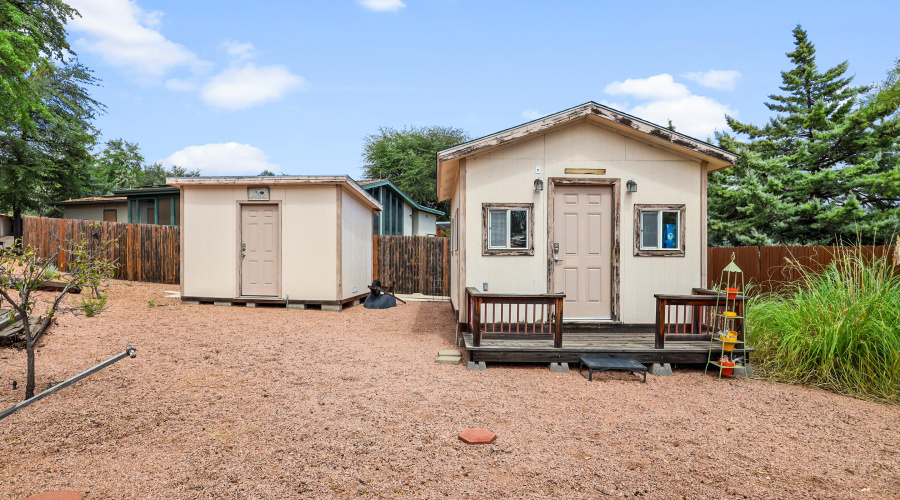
64 0 899 178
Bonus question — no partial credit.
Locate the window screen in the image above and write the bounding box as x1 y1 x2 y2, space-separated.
641 211 659 249
489 210 507 248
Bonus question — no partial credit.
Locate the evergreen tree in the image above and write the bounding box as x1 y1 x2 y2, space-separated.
0 61 102 237
710 26 900 245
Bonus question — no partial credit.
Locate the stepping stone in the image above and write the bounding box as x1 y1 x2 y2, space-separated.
25 492 83 500
459 428 496 444
435 355 461 365
439 349 461 357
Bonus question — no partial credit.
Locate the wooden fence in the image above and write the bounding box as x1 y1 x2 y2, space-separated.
373 235 450 296
708 245 898 293
22 216 180 285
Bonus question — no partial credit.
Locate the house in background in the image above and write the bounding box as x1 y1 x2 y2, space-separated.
358 179 443 236
55 186 181 225
167 176 382 310
437 102 740 366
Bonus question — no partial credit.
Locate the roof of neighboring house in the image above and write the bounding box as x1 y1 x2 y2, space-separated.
55 195 127 206
358 179 444 216
113 185 179 196
435 101 738 201
166 175 382 211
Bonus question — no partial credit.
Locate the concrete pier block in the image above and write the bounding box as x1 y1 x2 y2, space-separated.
466 361 486 371
650 363 673 376
549 362 569 373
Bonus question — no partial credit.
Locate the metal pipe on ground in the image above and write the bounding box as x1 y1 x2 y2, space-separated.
0 345 137 421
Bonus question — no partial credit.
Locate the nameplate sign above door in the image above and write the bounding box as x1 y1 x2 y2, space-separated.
564 168 607 175
248 187 270 200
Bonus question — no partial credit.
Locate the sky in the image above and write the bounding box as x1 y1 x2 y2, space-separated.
63 0 900 178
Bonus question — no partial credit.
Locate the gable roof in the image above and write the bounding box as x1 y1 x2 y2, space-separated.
358 179 444 216
435 101 737 201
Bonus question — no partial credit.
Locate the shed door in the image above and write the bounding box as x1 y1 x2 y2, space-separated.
552 185 613 319
241 204 280 297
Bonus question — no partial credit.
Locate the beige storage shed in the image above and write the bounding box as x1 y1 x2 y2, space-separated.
438 102 738 327
167 176 382 310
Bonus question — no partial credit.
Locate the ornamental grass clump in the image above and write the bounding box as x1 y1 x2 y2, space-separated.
746 247 900 404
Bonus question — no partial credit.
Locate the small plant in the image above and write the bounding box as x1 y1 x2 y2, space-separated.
80 292 109 317
148 299 155 308
747 245 900 403
43 264 61 280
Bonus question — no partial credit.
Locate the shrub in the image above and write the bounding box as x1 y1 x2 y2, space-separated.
79 291 108 317
747 247 900 403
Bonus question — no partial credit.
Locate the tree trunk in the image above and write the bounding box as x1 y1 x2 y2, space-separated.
12 207 23 248
25 339 35 399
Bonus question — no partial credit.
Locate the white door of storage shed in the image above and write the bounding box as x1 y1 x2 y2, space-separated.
240 203 280 297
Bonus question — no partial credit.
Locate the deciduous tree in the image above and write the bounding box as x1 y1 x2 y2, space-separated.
361 126 469 218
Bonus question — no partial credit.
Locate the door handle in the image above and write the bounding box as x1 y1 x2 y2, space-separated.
553 257 563 263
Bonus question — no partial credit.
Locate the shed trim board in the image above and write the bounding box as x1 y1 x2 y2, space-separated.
167 175 382 212
547 177 621 322
236 200 282 298
436 102 737 203
336 185 342 300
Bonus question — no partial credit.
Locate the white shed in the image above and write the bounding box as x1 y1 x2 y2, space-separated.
167 176 382 310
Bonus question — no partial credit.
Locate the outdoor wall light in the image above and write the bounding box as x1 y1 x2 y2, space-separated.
534 178 544 192
626 179 637 193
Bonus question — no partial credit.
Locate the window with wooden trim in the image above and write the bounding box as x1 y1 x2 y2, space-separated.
634 204 685 257
103 209 117 222
482 203 533 256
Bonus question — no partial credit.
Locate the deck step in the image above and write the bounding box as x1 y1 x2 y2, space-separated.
436 349 462 365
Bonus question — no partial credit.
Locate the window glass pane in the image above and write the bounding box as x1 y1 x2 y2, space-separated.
158 198 172 225
509 210 527 248
139 200 155 224
641 212 659 249
489 210 507 248
662 211 678 249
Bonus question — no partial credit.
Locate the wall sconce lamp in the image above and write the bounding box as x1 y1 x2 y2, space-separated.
626 179 637 193
534 178 544 192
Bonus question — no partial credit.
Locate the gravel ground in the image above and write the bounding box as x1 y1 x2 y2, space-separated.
0 280 898 499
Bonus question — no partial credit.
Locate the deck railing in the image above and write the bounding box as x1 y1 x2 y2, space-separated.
653 288 747 349
466 287 565 348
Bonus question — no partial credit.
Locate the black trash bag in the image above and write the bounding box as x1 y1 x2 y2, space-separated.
364 292 396 309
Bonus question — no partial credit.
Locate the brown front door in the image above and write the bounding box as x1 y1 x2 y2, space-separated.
241 204 280 297
552 185 613 319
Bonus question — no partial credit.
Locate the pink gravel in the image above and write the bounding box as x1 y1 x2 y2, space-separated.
0 280 898 499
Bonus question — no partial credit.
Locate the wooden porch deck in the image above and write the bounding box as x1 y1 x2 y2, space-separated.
463 330 753 365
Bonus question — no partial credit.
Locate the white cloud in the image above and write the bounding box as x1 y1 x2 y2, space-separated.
163 143 280 176
200 64 305 110
682 69 741 91
358 0 406 12
602 73 736 139
221 40 256 62
604 74 690 101
68 0 207 79
164 78 198 92
521 109 542 120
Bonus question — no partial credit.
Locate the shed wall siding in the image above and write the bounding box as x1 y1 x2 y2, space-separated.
63 203 127 222
341 189 374 300
182 185 338 301
459 121 703 323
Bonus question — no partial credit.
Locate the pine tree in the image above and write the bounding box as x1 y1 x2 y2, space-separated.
709 26 900 245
